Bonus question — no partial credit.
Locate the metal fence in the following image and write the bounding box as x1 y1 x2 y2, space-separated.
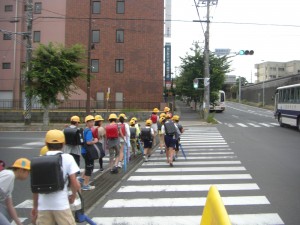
0 99 164 111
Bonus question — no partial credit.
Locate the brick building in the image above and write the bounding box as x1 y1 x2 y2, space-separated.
0 0 164 108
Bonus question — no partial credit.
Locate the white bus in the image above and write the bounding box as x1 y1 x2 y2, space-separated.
210 90 226 112
274 83 300 130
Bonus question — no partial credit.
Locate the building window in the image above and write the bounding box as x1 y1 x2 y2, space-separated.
92 1 101 14
115 59 124 73
116 29 124 43
116 0 125 14
3 33 12 40
92 30 100 43
91 59 99 73
278 68 285 71
2 63 11 69
5 5 13 12
34 2 42 14
33 31 41 42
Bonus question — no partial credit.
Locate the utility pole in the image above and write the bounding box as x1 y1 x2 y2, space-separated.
86 0 92 114
24 0 33 125
203 0 211 120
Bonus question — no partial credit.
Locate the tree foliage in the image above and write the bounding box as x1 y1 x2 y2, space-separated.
25 42 86 107
174 42 231 104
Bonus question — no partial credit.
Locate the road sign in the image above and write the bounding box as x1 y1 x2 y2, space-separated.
215 48 230 56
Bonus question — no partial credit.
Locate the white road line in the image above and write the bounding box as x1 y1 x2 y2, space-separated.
10 218 27 225
248 123 261 127
237 123 248 127
180 140 226 143
128 174 252 181
184 152 234 155
103 196 269 208
259 123 273 127
225 123 234 127
183 148 231 151
118 183 259 192
15 199 33 208
270 123 279 126
178 145 229 148
136 166 246 172
90 214 284 225
150 156 237 160
142 161 242 166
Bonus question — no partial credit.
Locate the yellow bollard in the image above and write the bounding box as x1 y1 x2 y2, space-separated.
200 185 231 225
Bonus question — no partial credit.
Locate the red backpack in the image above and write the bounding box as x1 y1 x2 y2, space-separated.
91 127 98 139
105 124 119 139
150 113 158 123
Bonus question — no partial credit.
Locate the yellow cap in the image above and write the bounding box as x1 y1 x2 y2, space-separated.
10 158 30 170
131 117 138 121
85 115 95 123
159 117 166 123
145 119 152 126
130 120 135 126
39 146 48 156
164 107 170 112
108 113 118 120
159 113 166 118
118 113 127 120
153 108 159 113
172 115 180 121
70 115 80 123
94 115 104 121
45 129 65 144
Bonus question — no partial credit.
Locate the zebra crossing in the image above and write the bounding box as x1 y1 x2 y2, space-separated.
219 122 279 128
89 127 284 225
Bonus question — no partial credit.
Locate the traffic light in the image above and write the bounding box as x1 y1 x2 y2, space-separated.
238 50 254 55
193 79 199 89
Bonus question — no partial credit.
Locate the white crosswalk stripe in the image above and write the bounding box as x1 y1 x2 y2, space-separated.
220 122 279 128
88 127 284 225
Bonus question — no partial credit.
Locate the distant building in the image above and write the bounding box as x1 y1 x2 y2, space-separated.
0 0 164 106
255 60 300 83
224 75 236 84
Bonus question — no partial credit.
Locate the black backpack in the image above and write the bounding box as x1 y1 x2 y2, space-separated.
140 127 152 141
130 127 137 139
31 153 66 194
64 127 84 145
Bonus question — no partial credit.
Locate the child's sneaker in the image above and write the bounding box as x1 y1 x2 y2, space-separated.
117 161 122 168
77 177 84 184
81 185 95 191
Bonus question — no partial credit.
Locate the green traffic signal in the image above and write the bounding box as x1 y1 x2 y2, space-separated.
239 50 254 55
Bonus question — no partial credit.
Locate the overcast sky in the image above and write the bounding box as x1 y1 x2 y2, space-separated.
167 0 300 83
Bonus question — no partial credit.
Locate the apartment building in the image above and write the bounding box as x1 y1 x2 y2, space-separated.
255 60 300 83
0 0 164 106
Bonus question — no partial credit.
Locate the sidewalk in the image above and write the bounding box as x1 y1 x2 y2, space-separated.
1 101 208 212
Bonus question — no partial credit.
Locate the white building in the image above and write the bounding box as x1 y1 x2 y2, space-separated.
255 60 300 83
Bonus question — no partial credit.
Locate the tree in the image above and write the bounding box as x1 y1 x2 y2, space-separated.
25 43 86 125
175 42 231 110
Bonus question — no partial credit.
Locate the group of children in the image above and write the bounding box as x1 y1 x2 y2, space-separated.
38 106 184 190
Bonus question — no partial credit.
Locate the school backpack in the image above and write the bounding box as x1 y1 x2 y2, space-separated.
130 127 137 139
150 113 158 123
64 127 84 145
118 123 126 137
140 127 152 141
164 120 177 135
91 127 98 139
30 153 66 194
105 124 119 139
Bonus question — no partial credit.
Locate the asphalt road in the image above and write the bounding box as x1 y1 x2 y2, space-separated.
1 101 299 224
215 102 300 225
